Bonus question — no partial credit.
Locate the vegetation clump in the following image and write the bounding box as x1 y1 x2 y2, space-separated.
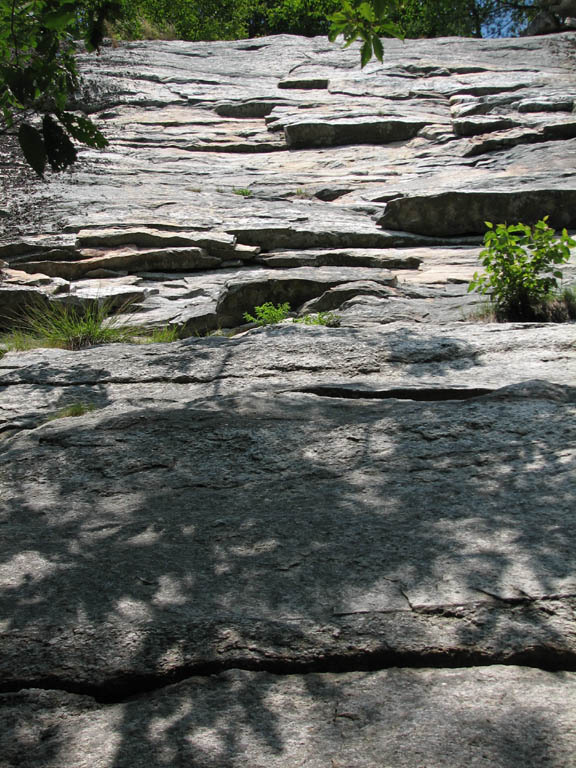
468 217 576 322
137 325 182 343
0 300 135 351
1 0 119 175
0 300 182 351
243 302 342 327
294 311 341 327
244 302 291 325
45 402 97 421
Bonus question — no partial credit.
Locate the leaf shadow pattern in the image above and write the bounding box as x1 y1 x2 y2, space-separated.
0 340 575 765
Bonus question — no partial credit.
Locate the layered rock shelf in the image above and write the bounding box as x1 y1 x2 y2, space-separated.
1 31 576 768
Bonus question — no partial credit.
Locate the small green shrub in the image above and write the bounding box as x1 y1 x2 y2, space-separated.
45 402 97 421
468 217 576 321
243 302 291 326
294 312 341 327
233 188 252 197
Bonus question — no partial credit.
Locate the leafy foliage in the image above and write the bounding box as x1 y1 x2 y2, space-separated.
328 0 403 67
244 302 292 325
105 0 544 44
468 217 576 321
112 0 342 41
328 0 542 66
383 0 540 39
0 0 120 174
243 302 343 327
251 0 340 36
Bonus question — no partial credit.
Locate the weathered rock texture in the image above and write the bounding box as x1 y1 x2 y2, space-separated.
1 31 576 768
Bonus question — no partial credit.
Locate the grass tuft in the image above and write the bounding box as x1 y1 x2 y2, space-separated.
0 299 136 351
0 300 186 352
524 285 576 323
469 286 576 323
133 325 182 344
45 402 97 421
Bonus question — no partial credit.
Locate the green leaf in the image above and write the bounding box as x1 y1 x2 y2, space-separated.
372 34 384 62
42 114 77 171
57 112 108 148
3 66 36 104
42 9 76 31
360 38 373 68
357 3 375 22
2 105 14 127
372 0 388 16
18 123 46 177
377 20 404 39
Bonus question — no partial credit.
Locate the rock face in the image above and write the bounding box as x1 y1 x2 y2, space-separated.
1 31 576 768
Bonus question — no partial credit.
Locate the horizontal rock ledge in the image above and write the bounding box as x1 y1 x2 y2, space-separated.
284 117 429 148
16 248 222 279
379 188 576 236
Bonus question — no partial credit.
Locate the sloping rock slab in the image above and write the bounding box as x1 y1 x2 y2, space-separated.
1 667 576 768
1 323 575 400
1 381 575 693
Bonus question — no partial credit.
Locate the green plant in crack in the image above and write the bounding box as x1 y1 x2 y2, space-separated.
132 325 183 344
468 217 576 322
243 302 291 326
45 402 97 421
233 188 252 197
1 299 137 351
294 311 341 327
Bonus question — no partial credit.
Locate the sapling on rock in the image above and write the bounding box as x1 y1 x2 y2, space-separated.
468 217 576 322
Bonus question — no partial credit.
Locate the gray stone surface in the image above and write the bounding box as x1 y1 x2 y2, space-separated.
1 30 576 768
379 190 576 236
1 376 576 689
3 31 575 328
2 667 576 768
